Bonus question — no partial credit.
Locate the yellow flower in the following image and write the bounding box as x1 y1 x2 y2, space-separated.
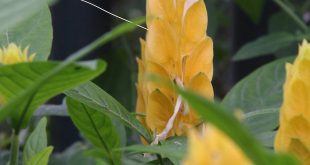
275 40 310 164
0 43 35 65
182 125 252 165
136 0 213 143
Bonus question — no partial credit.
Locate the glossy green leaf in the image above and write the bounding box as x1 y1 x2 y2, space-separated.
118 137 186 164
233 33 297 61
0 60 106 128
222 57 293 136
0 5 52 60
66 97 121 165
235 0 265 24
25 146 53 165
0 0 47 33
223 57 293 112
23 117 48 164
64 82 152 143
256 131 276 148
244 108 279 135
178 89 299 165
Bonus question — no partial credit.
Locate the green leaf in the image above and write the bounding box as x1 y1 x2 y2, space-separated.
25 146 53 165
233 33 297 61
48 0 59 6
0 60 106 128
222 57 293 135
235 0 265 24
268 12 300 33
0 5 52 60
118 137 186 164
64 82 152 143
256 131 276 148
272 0 308 32
0 17 145 130
244 108 279 135
121 155 153 165
267 12 302 58
66 97 121 165
223 57 293 112
82 149 110 163
49 143 97 165
23 117 48 164
0 0 47 33
178 89 300 165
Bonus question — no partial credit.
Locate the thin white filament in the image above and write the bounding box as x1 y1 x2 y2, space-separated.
151 78 186 145
151 95 183 145
80 0 148 31
5 29 9 45
176 77 189 115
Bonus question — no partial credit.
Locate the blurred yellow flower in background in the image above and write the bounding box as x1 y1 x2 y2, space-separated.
0 43 35 106
182 125 252 165
136 0 213 143
0 43 35 65
275 40 310 164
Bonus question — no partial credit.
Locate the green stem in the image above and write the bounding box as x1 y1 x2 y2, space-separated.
130 112 146 117
273 0 308 32
156 154 164 165
9 130 19 165
15 90 38 133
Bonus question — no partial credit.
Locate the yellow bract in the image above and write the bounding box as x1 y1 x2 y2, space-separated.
275 40 310 164
182 126 252 165
0 43 35 65
136 0 213 140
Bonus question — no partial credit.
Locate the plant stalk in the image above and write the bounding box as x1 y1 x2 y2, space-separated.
9 130 19 165
273 0 308 32
156 154 164 165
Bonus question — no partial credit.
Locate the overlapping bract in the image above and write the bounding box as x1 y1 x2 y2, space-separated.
0 43 35 65
182 126 252 165
275 40 310 164
136 0 213 139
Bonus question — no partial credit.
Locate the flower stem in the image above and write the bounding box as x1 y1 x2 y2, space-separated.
156 154 164 165
273 0 308 32
9 130 19 165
